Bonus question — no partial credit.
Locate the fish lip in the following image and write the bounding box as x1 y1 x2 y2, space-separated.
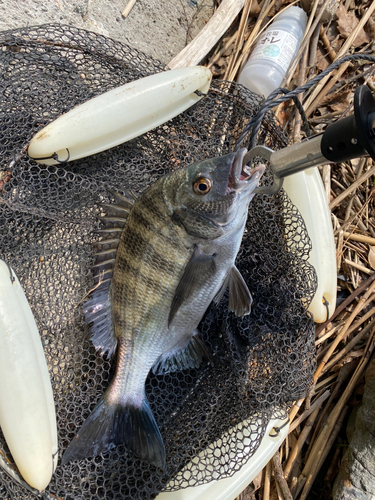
228 148 265 192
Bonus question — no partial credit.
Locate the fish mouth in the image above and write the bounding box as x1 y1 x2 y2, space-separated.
228 148 265 192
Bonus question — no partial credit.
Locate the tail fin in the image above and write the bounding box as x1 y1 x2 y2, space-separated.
62 395 165 468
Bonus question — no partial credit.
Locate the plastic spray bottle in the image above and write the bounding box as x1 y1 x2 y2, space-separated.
238 6 307 97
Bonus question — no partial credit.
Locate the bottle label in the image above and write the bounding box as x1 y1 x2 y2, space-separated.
249 29 298 71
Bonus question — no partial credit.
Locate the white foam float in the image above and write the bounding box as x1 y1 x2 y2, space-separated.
156 415 288 500
28 66 212 166
283 168 336 323
0 260 58 491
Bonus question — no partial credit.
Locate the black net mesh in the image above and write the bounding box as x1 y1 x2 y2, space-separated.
0 24 317 500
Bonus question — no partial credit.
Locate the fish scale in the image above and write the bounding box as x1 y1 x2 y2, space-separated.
62 149 265 469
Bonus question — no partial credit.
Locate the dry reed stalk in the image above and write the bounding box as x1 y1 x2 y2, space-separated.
298 406 349 500
308 361 358 455
319 308 375 349
263 460 272 500
284 407 320 480
344 258 372 274
343 231 375 246
232 0 278 79
319 24 337 62
315 321 344 345
305 61 351 117
121 0 137 18
224 0 254 80
288 390 330 433
322 315 375 374
314 271 375 338
283 0 330 86
308 21 321 71
273 452 293 500
293 46 309 142
303 2 375 116
293 329 375 498
329 165 375 210
314 279 375 381
168 0 246 69
207 32 238 69
314 372 338 391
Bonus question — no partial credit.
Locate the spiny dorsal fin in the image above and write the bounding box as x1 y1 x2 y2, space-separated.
107 188 136 207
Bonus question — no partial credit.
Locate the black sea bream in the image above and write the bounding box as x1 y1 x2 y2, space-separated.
63 149 265 468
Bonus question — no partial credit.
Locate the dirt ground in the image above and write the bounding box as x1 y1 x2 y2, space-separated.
0 0 214 65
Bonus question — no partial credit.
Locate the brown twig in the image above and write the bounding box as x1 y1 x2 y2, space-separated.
272 452 293 500
319 24 337 62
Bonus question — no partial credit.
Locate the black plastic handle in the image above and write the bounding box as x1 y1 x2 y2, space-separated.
321 85 375 163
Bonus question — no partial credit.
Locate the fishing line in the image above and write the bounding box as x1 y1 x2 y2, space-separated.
235 53 375 150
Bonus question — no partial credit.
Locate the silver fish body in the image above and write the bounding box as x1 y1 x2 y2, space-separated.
62 148 264 468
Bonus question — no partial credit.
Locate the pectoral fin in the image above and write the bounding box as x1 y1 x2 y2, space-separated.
214 266 253 317
228 266 253 317
168 246 216 327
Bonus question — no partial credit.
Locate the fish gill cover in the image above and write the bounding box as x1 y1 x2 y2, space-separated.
0 25 316 500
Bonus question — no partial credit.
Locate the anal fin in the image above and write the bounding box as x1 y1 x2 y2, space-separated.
152 333 208 375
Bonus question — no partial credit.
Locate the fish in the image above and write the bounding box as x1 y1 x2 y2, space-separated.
62 148 265 469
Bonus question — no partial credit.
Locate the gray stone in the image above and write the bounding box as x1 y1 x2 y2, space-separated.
333 359 375 500
0 0 214 65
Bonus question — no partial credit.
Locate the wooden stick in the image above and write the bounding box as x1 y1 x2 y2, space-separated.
168 0 246 69
121 0 137 18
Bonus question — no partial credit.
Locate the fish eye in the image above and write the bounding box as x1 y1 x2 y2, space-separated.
193 177 212 195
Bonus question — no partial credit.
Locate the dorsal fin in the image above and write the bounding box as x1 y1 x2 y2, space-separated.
84 188 135 357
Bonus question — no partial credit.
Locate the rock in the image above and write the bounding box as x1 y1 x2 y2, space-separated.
0 0 214 65
333 359 375 499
